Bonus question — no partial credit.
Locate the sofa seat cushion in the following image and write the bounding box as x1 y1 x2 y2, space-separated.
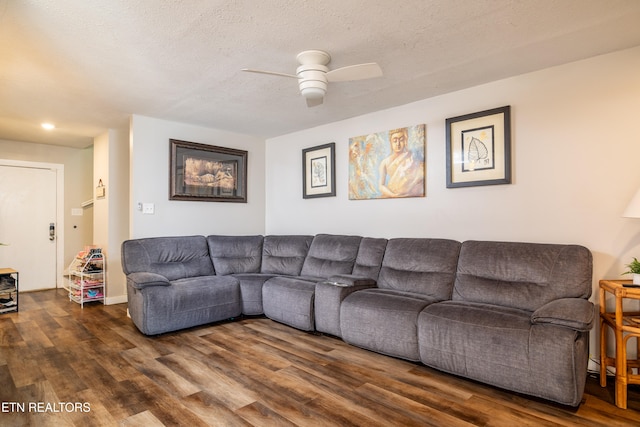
170 276 239 311
417 300 589 406
262 276 318 331
230 273 276 316
127 275 242 335
418 301 531 372
340 289 438 361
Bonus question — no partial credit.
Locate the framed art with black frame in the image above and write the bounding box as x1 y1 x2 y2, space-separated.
446 105 511 188
302 142 336 199
169 139 248 202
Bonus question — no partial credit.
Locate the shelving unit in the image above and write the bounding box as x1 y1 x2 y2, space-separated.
0 268 18 314
66 249 105 308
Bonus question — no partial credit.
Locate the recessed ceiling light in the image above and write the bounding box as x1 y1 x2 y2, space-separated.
41 122 55 130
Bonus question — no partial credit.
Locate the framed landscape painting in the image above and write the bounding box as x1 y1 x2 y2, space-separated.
170 139 247 202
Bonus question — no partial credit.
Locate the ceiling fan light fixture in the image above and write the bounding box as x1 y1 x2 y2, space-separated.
300 86 325 99
299 80 327 107
242 49 382 108
299 81 327 99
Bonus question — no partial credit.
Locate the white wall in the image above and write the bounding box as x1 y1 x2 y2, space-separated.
93 131 109 249
129 115 266 238
93 128 130 303
266 46 640 356
109 127 130 302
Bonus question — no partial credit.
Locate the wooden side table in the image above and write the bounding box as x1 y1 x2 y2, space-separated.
600 279 640 409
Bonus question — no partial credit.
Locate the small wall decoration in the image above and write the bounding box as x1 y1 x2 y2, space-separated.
302 142 335 198
170 139 247 202
446 106 511 188
95 179 105 199
348 124 425 200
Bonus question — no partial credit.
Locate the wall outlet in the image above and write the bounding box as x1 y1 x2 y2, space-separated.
142 203 155 214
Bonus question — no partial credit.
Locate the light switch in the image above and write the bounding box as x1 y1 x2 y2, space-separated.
142 203 155 214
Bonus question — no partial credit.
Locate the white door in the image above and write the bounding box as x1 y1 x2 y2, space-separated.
0 165 57 291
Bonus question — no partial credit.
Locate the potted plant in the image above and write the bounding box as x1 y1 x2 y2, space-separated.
623 257 640 284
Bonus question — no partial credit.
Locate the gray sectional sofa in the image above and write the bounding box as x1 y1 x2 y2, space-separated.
121 234 594 406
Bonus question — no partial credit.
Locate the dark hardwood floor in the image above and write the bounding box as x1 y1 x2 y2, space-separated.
1 289 639 426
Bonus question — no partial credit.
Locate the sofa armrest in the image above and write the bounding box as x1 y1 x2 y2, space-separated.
127 272 171 290
324 274 377 287
531 298 595 332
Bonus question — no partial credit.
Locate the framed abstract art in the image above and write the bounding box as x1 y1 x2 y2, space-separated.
302 142 336 199
446 106 511 188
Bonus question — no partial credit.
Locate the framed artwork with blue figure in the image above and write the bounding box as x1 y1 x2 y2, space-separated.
349 124 425 200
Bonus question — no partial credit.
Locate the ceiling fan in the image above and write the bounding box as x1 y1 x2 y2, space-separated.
242 50 383 107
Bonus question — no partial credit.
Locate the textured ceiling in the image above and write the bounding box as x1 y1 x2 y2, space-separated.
1 0 640 148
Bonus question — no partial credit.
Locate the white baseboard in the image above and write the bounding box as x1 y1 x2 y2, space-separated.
105 294 127 305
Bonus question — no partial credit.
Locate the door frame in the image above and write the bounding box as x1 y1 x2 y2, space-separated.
0 159 65 288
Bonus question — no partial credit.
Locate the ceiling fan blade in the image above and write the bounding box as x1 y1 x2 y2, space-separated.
326 63 383 82
241 69 298 79
306 96 323 107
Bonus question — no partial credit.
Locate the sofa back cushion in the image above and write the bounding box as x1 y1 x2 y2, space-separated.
121 235 214 280
378 238 461 299
261 235 314 275
301 234 363 278
453 240 593 311
207 235 263 275
352 237 388 280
